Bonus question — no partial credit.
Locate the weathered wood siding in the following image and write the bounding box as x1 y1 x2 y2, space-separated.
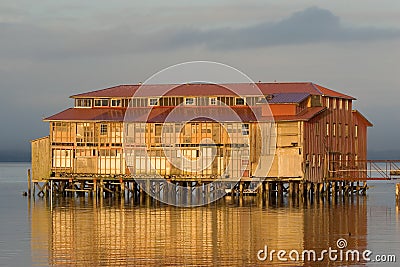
265 122 303 179
31 136 51 181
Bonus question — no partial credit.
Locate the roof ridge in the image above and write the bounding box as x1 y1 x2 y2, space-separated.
70 84 138 98
310 82 323 94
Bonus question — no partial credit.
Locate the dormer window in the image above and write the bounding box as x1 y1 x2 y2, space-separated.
235 98 245 105
94 99 109 107
75 99 92 108
185 97 195 105
111 99 122 107
149 98 159 106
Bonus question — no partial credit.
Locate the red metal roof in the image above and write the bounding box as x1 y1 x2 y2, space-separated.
44 108 126 122
44 106 327 123
352 110 373 127
274 107 326 122
70 82 355 100
313 84 355 100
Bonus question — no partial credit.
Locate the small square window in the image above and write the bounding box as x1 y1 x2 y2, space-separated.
235 98 245 105
149 98 159 106
185 98 195 105
209 97 217 105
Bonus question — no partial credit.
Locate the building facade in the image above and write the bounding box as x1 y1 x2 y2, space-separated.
31 82 372 183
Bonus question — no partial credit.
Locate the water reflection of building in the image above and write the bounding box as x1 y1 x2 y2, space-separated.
30 198 367 266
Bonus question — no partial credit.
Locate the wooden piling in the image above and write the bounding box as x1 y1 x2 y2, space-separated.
265 182 270 199
332 182 337 197
120 179 125 199
277 182 283 199
239 182 244 197
289 182 294 199
100 179 104 198
318 183 324 197
299 182 304 200
27 169 31 197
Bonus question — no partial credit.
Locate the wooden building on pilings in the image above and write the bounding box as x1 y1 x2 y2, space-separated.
30 82 372 200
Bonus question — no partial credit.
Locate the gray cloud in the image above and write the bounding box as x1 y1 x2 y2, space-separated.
0 6 399 60
172 6 400 49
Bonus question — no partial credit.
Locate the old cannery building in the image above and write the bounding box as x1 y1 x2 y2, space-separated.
31 82 372 198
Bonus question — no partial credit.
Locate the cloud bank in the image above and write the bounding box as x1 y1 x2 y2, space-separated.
0 6 399 60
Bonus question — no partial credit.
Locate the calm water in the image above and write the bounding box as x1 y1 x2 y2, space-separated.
0 163 399 266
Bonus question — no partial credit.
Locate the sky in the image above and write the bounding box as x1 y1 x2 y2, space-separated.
0 0 400 160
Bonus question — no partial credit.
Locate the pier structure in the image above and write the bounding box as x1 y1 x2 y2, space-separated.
30 82 376 203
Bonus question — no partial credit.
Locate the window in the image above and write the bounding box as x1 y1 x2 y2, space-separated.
312 154 316 167
185 97 195 105
345 100 349 110
326 98 330 108
235 98 245 105
339 99 342 110
333 123 336 137
345 124 349 137
209 97 217 105
332 98 337 109
315 123 320 135
76 99 92 108
100 124 108 135
94 99 109 107
242 124 249 135
149 98 159 106
326 123 329 136
154 124 162 136
355 125 358 138
318 154 321 167
338 123 342 137
111 99 121 107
